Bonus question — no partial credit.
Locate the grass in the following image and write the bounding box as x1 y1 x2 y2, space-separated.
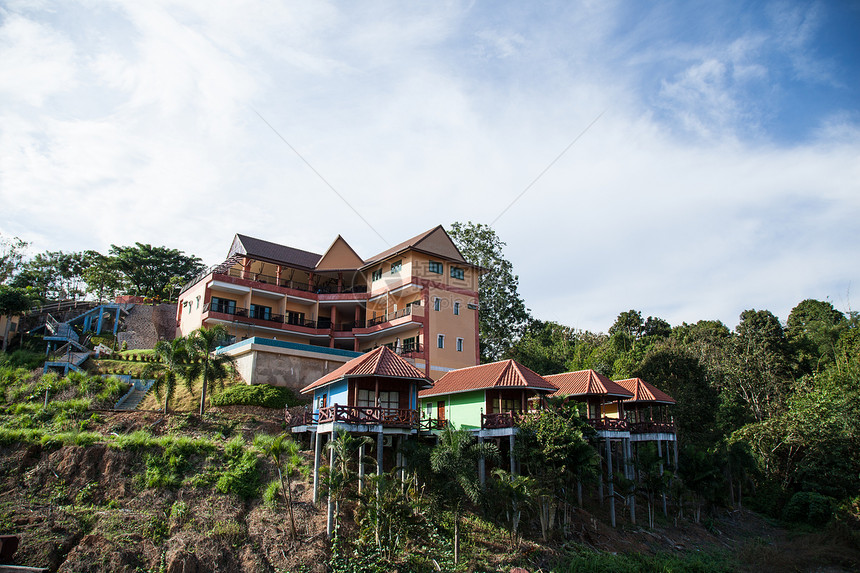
553 549 737 573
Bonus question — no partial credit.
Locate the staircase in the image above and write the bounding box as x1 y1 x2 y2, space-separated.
114 379 155 410
42 304 130 376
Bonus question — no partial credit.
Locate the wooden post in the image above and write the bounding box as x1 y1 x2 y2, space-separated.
509 434 516 476
606 437 616 528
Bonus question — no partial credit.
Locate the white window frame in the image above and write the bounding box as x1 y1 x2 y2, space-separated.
456 337 464 352
437 334 445 349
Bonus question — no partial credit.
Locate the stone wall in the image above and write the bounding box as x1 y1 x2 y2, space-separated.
117 304 177 350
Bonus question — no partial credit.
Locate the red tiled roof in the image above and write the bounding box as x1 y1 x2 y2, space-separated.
545 370 633 400
301 347 431 394
419 359 557 398
615 378 676 404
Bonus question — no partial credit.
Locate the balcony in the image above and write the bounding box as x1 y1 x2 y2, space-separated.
585 417 631 432
365 305 420 328
204 303 319 329
317 405 419 428
220 268 368 294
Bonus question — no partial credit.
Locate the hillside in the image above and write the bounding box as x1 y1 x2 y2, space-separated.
1 410 857 572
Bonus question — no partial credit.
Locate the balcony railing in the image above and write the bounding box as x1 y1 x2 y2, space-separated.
418 417 449 432
220 268 367 294
205 303 318 329
286 409 318 427
586 417 631 432
629 420 675 434
481 412 516 429
317 405 418 428
365 306 418 328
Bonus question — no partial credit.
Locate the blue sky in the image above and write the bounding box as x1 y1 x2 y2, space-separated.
1 0 858 332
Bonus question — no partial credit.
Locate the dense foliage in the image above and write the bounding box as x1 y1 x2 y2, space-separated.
211 384 301 409
505 300 860 525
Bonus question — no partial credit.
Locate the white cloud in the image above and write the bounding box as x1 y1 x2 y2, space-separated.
0 13 77 106
0 0 857 334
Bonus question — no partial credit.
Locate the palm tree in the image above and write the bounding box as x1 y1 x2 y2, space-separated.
325 430 373 535
184 324 235 415
265 433 302 538
430 425 499 564
142 337 192 414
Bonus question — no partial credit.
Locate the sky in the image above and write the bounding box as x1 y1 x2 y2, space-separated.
1 0 858 333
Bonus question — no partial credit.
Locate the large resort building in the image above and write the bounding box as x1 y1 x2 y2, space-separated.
177 226 480 388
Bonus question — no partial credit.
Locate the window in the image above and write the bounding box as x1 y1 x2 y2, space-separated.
403 337 417 352
249 304 271 320
371 268 382 281
450 266 464 280
428 261 443 274
456 337 463 352
379 391 399 410
453 301 460 315
211 297 236 315
433 297 441 311
357 389 373 408
390 260 402 274
286 311 305 326
437 334 445 349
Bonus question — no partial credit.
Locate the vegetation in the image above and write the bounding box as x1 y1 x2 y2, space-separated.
211 383 301 409
185 324 235 415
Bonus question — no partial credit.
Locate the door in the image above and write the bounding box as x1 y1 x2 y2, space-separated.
437 400 445 422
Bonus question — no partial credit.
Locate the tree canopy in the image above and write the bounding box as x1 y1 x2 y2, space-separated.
448 222 530 362
110 243 203 300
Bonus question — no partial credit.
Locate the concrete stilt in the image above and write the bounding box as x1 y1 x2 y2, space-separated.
625 438 636 525
376 433 383 476
312 431 322 504
358 442 365 494
658 440 667 516
606 437 616 528
509 434 516 476
478 435 486 485
673 439 679 469
327 440 335 537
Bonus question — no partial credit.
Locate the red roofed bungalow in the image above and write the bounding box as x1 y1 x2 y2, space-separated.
545 369 634 432
296 346 432 431
418 359 558 433
615 378 677 437
294 346 434 507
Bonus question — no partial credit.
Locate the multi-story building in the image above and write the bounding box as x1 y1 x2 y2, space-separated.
177 226 480 387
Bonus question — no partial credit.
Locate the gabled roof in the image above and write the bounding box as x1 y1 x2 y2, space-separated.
315 235 365 271
545 370 634 400
419 359 558 398
363 225 470 267
301 346 432 394
615 378 676 405
228 234 322 270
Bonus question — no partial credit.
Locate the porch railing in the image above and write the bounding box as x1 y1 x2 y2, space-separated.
317 405 419 428
629 420 675 434
365 306 416 328
586 417 631 432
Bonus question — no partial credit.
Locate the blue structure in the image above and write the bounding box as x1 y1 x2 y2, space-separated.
43 304 128 375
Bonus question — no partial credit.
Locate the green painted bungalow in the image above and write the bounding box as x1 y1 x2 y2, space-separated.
417 359 558 433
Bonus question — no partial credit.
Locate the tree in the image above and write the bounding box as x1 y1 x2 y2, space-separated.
82 251 128 301
142 337 192 414
786 299 846 375
325 430 373 535
515 405 597 540
184 325 235 415
0 285 35 352
110 243 203 300
726 309 793 422
0 235 28 284
609 309 644 340
265 433 303 538
448 222 530 362
504 320 577 375
430 425 499 564
11 250 89 300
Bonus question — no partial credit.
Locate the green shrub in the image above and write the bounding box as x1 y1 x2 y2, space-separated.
0 350 44 370
211 384 301 409
216 449 259 499
783 491 835 526
262 480 280 507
